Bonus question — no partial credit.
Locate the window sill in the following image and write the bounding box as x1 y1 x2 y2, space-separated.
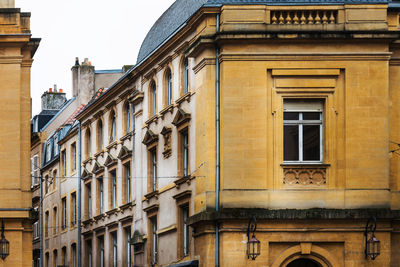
120 201 134 211
160 104 174 118
120 131 133 142
176 92 192 106
144 190 159 201
106 140 118 151
94 150 105 158
145 114 159 126
281 163 330 167
174 175 193 188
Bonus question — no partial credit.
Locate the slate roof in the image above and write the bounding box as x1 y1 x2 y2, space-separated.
136 0 391 64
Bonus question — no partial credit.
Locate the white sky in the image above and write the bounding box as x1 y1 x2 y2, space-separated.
15 0 176 116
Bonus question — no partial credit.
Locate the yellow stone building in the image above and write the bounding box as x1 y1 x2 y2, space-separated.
0 0 39 266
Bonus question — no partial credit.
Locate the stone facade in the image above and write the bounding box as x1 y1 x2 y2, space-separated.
0 1 40 267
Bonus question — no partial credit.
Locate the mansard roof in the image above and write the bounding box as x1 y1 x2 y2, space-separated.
136 0 390 64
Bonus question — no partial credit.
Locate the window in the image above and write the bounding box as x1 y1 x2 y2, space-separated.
150 217 158 265
123 164 131 204
71 192 77 226
61 150 66 178
97 177 104 214
112 232 118 267
109 170 117 209
31 155 39 186
53 135 59 156
52 250 57 267
97 120 104 151
150 148 157 192
124 102 131 134
179 130 189 177
71 244 77 267
45 175 49 194
52 170 57 190
45 252 49 267
125 227 132 267
85 183 92 219
46 141 52 162
33 221 39 240
53 206 58 235
149 81 157 117
181 205 189 256
98 236 105 267
61 197 67 230
109 111 116 142
71 142 77 171
164 68 172 106
283 99 323 163
86 240 92 267
184 58 189 94
85 129 91 158
61 247 67 266
45 211 49 237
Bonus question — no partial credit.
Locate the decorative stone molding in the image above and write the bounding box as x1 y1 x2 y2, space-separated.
161 127 172 158
172 107 191 128
271 10 337 25
282 165 327 186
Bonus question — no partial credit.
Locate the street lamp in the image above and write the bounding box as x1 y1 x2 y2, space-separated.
0 220 9 260
365 216 380 260
247 217 260 260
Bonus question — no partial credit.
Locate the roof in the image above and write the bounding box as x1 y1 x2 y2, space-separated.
62 104 86 126
95 69 123 74
39 97 75 132
136 0 390 64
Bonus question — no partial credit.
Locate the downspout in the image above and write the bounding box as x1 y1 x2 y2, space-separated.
77 121 82 267
40 175 43 267
215 12 221 267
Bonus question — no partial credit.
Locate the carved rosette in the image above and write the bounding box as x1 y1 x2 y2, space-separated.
283 166 326 186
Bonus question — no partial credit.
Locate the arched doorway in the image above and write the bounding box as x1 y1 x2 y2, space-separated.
287 258 322 267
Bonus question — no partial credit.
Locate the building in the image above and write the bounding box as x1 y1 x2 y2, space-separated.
71 0 400 266
30 59 125 267
0 0 40 267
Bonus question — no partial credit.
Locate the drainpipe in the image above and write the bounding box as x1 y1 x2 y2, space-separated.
215 12 221 267
77 121 82 267
40 175 43 267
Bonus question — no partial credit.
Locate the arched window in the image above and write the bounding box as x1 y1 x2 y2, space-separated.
97 120 103 151
184 58 189 94
85 128 91 158
149 80 157 117
109 110 116 142
164 68 172 106
123 102 131 134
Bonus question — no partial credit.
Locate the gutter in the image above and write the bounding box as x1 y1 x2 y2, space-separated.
0 208 31 211
77 121 82 267
215 12 221 267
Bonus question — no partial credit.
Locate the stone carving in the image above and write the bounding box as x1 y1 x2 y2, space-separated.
161 127 172 158
283 166 326 186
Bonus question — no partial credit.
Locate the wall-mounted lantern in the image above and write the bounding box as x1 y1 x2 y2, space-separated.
247 217 260 260
365 216 380 260
0 220 9 260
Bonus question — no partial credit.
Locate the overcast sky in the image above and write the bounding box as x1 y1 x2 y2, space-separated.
15 0 176 116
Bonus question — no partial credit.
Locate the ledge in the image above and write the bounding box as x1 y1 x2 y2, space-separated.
144 190 159 201
187 208 400 226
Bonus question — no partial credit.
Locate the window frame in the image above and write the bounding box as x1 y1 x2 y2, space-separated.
283 100 324 164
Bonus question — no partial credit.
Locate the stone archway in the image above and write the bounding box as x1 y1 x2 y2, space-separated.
271 244 340 267
287 258 322 267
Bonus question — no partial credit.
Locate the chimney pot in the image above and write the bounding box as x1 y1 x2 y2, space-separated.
59 89 63 93
49 88 52 93
75 57 80 66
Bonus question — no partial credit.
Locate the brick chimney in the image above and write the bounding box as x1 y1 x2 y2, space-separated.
71 57 95 105
41 85 67 110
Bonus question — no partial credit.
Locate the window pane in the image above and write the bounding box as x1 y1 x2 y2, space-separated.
303 125 320 161
284 112 299 120
284 125 299 161
303 112 320 120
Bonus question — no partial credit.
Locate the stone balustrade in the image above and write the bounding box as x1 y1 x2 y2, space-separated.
271 10 337 25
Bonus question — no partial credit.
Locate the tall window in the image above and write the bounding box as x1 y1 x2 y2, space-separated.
98 236 105 267
150 149 157 192
31 155 39 186
45 211 49 237
71 192 77 226
53 206 57 235
124 102 131 134
182 131 189 176
182 205 189 256
112 232 118 267
45 175 49 194
62 247 67 266
52 170 57 190
71 142 77 171
111 170 117 209
46 141 52 162
283 99 323 163
61 197 67 230
53 135 59 156
97 120 103 151
45 252 49 267
85 129 91 158
110 111 116 142
149 81 157 116
97 177 104 214
86 183 92 219
184 58 189 94
61 150 66 177
164 68 172 106
124 164 131 204
125 227 132 267
71 244 77 267
52 250 57 267
151 217 158 265
86 240 92 267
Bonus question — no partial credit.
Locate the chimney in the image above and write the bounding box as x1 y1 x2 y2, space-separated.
71 57 95 104
41 88 67 110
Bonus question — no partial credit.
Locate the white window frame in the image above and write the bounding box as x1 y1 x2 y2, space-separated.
283 100 323 164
